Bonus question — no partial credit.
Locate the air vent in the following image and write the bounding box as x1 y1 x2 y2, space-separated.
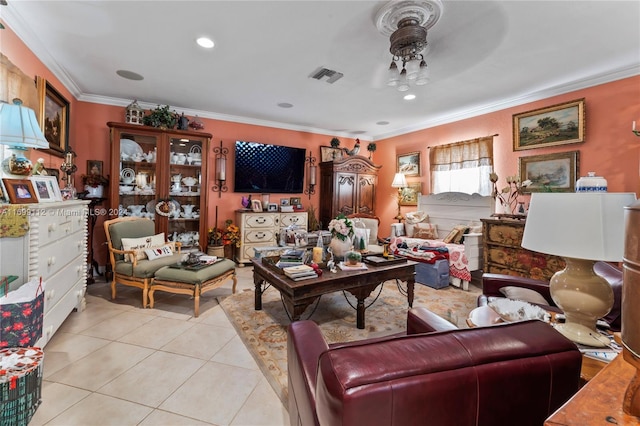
309 67 344 84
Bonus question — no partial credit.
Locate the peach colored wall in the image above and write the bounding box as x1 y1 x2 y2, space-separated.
375 76 640 234
5 24 640 266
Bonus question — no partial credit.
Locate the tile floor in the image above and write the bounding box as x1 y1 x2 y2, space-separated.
30 266 290 426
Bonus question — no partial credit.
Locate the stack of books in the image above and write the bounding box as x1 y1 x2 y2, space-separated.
276 249 309 268
283 264 317 281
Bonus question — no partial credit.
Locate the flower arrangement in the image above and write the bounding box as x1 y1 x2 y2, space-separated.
209 219 241 247
328 213 354 242
81 173 109 188
490 172 532 213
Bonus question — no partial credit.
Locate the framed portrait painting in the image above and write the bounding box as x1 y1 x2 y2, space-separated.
397 152 421 177
2 178 38 204
36 76 70 158
518 151 579 193
513 98 585 151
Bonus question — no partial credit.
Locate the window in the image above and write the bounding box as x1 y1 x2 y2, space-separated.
429 136 495 195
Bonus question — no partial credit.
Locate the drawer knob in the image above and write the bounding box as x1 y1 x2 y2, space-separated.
48 256 56 266
48 223 56 232
256 218 266 224
48 289 55 300
256 232 265 239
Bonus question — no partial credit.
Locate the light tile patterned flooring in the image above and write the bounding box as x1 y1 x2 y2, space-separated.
30 266 289 426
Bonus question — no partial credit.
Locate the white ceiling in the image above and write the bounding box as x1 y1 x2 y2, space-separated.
3 1 639 141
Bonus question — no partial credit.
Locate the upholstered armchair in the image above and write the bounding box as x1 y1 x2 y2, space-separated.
104 217 184 307
479 261 623 331
288 307 581 426
347 213 385 254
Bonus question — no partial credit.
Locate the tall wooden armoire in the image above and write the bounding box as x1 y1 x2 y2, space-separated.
319 155 381 228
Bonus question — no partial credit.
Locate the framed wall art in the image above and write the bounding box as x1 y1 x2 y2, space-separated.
397 152 421 177
87 160 103 176
30 175 62 202
2 178 38 204
518 151 579 193
513 98 585 151
36 76 70 158
399 182 422 206
320 146 343 162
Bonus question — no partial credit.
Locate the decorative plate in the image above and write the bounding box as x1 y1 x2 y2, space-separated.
120 167 135 183
155 199 180 217
120 138 144 158
146 200 156 213
189 144 202 154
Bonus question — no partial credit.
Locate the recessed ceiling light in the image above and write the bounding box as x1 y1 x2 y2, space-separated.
196 37 214 48
376 121 390 126
116 70 144 81
404 94 416 100
277 102 293 108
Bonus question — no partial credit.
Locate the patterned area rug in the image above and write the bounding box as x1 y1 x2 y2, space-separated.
218 280 480 405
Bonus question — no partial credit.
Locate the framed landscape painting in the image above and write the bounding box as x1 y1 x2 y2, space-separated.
518 151 579 193
513 98 585 151
399 182 422 206
397 152 421 177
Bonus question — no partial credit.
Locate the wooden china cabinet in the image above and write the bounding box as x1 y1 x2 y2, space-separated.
107 122 211 250
319 155 381 228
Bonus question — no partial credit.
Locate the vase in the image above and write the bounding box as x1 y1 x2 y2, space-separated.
329 237 353 261
84 185 104 198
207 245 224 258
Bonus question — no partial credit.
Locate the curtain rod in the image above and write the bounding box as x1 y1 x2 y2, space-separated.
426 134 499 148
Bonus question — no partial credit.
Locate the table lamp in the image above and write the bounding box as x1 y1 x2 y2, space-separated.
0 99 50 176
391 172 407 222
522 192 636 347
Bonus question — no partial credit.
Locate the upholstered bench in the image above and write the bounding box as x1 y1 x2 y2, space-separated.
149 259 237 317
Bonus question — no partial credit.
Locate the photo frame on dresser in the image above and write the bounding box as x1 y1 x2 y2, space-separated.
2 178 38 204
30 175 62 202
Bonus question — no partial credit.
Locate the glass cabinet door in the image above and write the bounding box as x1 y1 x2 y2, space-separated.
167 136 203 250
118 132 158 221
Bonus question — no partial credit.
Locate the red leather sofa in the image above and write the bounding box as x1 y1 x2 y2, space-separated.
288 307 581 426
479 261 623 331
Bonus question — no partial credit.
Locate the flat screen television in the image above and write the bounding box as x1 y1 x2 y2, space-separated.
234 140 306 193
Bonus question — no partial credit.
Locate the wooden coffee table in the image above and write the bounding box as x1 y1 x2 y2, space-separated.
251 258 417 329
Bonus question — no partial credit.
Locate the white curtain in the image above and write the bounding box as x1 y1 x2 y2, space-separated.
429 136 495 195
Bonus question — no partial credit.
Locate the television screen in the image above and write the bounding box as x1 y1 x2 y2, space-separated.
234 141 306 193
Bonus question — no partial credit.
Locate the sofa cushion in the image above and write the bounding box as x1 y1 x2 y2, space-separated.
413 223 437 239
499 286 550 306
121 233 165 262
115 253 184 277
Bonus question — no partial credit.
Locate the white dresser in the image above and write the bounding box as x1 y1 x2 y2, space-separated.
0 200 89 347
235 210 308 264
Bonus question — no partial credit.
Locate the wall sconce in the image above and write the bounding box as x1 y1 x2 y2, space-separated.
391 172 407 222
212 140 228 198
304 151 317 199
633 121 640 137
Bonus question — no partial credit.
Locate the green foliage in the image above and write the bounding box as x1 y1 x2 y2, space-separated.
143 105 178 129
330 137 340 148
367 142 377 152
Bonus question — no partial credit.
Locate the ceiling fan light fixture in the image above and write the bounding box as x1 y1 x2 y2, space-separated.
397 68 410 92
387 61 400 86
415 60 430 85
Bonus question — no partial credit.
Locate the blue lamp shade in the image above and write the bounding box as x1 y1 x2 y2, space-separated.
0 99 50 149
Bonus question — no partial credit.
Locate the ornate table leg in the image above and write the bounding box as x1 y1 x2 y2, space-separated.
254 271 264 310
407 277 415 307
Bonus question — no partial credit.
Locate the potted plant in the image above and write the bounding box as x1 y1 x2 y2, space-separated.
81 172 109 198
142 104 178 129
209 219 241 259
345 250 362 266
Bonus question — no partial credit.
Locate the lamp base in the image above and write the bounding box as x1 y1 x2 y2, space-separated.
1 148 33 176
553 322 610 347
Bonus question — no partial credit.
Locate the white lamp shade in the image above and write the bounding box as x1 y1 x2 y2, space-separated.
0 100 50 149
522 192 637 262
391 173 407 188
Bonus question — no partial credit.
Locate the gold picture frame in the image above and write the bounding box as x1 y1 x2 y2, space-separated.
2 178 38 204
397 152 421 177
518 151 579 193
513 98 585 151
320 146 343 162
36 76 70 158
399 182 422 206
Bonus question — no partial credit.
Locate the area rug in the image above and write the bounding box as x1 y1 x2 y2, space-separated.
218 281 480 405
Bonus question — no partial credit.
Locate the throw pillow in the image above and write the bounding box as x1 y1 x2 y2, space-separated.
121 233 165 262
145 244 174 261
499 286 550 306
413 223 437 239
404 211 429 237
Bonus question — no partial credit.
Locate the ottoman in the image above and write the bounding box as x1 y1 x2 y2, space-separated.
150 259 237 317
